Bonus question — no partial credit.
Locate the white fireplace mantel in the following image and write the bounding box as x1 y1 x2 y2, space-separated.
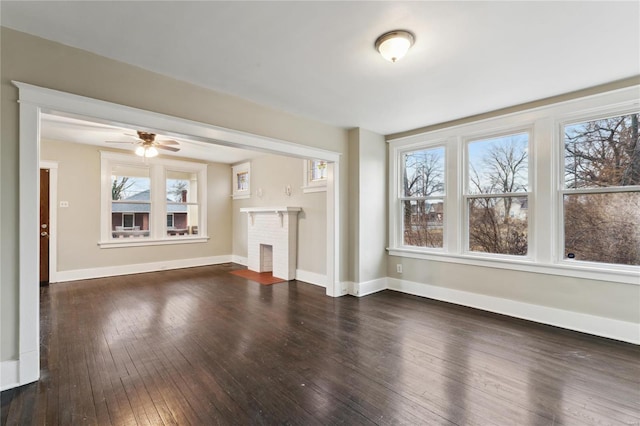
240 207 301 280
240 207 301 226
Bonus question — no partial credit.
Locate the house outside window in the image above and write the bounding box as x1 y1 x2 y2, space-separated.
100 151 207 247
111 165 151 238
303 159 328 193
166 170 199 236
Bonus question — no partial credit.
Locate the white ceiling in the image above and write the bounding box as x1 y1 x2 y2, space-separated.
41 113 265 164
2 1 639 135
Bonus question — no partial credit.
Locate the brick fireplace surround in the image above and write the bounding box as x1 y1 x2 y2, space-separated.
240 207 301 281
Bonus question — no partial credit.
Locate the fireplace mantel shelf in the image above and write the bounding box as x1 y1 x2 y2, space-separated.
240 207 301 227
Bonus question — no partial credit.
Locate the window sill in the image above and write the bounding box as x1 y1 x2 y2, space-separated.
99 236 209 249
387 247 640 285
302 185 327 193
232 193 250 200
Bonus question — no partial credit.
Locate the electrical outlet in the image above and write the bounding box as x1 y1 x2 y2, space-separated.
59 201 69 208
396 264 403 274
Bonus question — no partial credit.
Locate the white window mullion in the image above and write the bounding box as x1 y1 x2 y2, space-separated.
198 167 207 237
448 137 461 254
150 163 166 240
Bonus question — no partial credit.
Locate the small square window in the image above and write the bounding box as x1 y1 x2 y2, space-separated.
232 162 251 199
303 159 328 193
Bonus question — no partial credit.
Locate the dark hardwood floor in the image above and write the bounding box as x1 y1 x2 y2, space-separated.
2 264 639 425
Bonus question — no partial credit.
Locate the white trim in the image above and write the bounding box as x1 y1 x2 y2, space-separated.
231 255 248 266
388 248 640 285
301 185 327 194
98 236 209 249
19 101 41 388
387 277 640 344
350 277 388 297
1 360 19 391
13 81 342 391
40 161 58 283
54 255 232 283
295 269 327 287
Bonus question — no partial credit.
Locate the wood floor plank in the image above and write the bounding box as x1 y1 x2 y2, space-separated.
2 264 639 425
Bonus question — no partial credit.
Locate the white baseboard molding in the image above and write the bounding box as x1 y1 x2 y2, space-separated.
231 255 247 266
351 277 388 297
1 360 19 391
387 277 640 345
295 269 327 287
54 255 233 283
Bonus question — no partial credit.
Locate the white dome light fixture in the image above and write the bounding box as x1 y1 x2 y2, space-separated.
375 30 415 63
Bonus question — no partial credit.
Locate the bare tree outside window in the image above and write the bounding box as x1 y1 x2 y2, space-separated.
402 147 445 248
467 134 529 255
563 113 640 265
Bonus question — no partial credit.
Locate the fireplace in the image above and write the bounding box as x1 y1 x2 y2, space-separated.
240 207 301 281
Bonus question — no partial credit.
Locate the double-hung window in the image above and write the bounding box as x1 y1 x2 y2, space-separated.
166 170 200 236
100 151 207 247
561 112 640 266
399 146 445 248
465 132 530 256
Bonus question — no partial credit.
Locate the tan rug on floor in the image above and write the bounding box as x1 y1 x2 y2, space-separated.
229 269 286 285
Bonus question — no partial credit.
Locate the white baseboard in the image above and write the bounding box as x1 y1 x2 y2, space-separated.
54 255 233 283
231 255 247 266
1 360 19 391
351 277 388 297
295 269 327 287
387 277 640 345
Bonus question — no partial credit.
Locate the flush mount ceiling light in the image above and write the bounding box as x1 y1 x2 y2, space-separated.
375 30 415 63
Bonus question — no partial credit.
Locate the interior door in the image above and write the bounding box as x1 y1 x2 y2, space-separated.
40 168 50 285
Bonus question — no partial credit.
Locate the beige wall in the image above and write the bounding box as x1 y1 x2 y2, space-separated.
387 257 640 323
232 154 327 275
348 128 387 283
1 28 349 361
40 139 232 271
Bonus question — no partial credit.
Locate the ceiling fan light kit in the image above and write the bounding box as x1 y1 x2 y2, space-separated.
135 145 159 158
107 130 180 157
375 30 415 63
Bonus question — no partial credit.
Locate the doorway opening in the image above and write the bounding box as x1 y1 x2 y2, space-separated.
15 81 341 389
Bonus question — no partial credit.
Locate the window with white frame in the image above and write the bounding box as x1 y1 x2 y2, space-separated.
100 151 207 247
465 132 530 256
388 85 639 283
562 112 640 266
303 159 328 192
232 162 251 199
400 146 445 248
166 170 199 236
111 164 151 238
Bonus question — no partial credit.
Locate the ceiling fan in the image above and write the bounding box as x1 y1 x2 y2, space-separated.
107 131 180 157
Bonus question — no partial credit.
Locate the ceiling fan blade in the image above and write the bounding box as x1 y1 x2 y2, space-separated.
157 139 179 146
156 145 180 152
105 140 135 144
